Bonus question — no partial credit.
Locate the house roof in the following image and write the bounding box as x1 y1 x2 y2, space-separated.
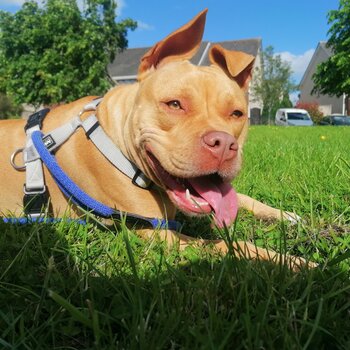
108 38 262 80
319 41 332 57
299 41 332 87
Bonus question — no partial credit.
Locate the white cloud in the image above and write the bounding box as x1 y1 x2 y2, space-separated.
275 49 315 105
276 49 315 83
136 20 154 31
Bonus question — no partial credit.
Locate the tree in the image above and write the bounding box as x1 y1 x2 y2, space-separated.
313 0 350 101
0 0 136 106
0 93 22 119
251 46 295 123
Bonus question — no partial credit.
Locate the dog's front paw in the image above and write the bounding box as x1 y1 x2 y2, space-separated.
286 255 318 271
282 211 302 225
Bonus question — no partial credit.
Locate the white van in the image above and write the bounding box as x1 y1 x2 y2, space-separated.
275 108 314 126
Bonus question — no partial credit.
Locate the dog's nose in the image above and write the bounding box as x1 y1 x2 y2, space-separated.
202 131 238 161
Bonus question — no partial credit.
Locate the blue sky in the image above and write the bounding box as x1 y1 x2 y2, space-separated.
0 0 340 83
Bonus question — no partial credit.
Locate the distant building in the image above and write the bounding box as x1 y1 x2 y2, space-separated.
108 38 263 123
299 42 348 115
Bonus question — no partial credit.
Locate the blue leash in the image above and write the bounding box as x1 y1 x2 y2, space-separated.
2 217 85 225
28 131 181 231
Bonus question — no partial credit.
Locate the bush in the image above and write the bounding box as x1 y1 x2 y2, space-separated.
295 101 323 124
0 93 22 119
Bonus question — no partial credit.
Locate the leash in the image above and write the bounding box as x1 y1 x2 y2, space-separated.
8 98 182 231
31 130 180 230
2 217 86 225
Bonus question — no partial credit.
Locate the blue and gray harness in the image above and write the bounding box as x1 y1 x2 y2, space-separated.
8 98 181 231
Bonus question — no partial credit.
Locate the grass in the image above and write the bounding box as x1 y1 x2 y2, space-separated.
0 125 350 349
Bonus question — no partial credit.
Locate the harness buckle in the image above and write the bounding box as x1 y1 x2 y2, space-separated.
132 169 153 189
78 97 103 117
23 185 47 195
24 108 50 132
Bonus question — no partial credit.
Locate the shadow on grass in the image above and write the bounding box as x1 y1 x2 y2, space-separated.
0 219 349 349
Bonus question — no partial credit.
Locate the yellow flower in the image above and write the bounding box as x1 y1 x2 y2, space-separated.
320 135 326 140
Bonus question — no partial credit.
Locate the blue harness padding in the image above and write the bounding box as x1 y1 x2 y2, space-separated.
30 130 182 231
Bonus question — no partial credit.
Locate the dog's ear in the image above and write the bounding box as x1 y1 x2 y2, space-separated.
209 44 255 90
138 9 207 78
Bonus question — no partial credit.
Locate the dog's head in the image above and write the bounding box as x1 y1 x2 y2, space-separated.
129 9 255 228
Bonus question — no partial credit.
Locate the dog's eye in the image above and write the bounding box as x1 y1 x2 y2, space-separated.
166 100 182 110
231 110 244 118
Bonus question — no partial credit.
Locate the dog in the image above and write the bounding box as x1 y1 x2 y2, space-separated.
0 9 312 269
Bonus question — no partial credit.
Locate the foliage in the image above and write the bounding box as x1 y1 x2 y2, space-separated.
251 46 295 122
295 101 324 124
312 0 350 98
0 0 136 107
0 92 22 119
1 126 350 348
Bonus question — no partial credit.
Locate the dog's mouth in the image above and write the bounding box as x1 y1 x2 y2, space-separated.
146 151 238 228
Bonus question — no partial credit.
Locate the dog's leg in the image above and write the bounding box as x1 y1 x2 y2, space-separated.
237 193 300 223
137 229 313 270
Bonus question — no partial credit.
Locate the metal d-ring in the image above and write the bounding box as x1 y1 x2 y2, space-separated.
10 148 26 171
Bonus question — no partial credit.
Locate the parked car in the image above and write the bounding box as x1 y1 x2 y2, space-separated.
275 108 314 126
319 115 350 126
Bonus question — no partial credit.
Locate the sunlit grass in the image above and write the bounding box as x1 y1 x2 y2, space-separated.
0 126 349 349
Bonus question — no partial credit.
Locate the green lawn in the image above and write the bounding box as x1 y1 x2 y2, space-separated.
0 126 349 349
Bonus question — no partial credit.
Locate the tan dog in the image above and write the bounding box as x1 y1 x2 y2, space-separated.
0 10 310 268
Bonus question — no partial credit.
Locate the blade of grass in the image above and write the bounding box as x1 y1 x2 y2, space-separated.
49 290 92 329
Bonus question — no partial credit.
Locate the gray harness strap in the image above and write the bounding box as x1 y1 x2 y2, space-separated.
20 108 51 217
81 114 151 188
13 97 153 217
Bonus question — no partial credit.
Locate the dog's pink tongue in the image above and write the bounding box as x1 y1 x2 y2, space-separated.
189 179 238 228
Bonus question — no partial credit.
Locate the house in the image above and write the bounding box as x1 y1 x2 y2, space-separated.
108 38 263 124
299 41 348 115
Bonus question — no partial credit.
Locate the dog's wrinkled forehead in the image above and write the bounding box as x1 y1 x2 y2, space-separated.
143 60 247 102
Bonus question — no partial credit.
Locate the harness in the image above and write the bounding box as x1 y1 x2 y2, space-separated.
9 98 181 231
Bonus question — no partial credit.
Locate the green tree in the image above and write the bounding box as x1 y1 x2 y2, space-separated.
313 0 350 100
251 46 295 123
0 93 22 119
0 0 136 106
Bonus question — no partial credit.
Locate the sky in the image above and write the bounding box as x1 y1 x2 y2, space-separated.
0 0 340 84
